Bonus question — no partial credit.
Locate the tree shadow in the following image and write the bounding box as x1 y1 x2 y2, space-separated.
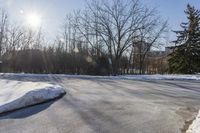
0 74 51 83
62 95 129 133
0 100 55 120
145 80 200 93
95 80 200 101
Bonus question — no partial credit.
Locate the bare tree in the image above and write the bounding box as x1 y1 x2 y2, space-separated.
72 0 167 75
0 9 8 57
134 20 167 74
62 14 74 52
33 28 45 49
7 25 24 53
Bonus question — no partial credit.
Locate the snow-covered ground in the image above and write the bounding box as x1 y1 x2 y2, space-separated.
0 74 200 133
1 73 200 80
0 74 199 115
187 110 200 133
0 79 66 114
121 74 200 80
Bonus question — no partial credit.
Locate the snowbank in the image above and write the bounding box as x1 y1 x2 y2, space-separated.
186 110 200 133
120 74 200 80
0 80 66 114
58 74 200 80
1 73 200 81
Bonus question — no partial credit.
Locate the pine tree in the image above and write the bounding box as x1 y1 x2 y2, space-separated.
168 4 200 74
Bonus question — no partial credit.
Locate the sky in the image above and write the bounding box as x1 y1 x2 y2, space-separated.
0 0 200 42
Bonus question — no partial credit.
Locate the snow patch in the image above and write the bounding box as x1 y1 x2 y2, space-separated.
2 73 200 80
186 110 200 133
0 80 66 114
120 74 200 80
54 74 200 80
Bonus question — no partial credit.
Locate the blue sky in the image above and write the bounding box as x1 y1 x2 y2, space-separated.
0 0 199 42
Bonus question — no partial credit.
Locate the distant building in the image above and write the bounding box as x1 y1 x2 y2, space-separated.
145 47 171 74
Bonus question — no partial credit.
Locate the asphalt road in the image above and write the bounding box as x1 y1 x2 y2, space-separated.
0 75 200 133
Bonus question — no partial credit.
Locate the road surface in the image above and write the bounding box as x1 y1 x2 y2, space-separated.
0 75 200 133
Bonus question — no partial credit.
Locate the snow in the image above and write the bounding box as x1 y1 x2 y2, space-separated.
1 73 200 81
186 110 200 133
62 74 200 80
0 79 66 114
0 73 199 114
119 74 200 80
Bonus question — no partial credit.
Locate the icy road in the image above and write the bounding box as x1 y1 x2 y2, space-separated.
0 74 200 133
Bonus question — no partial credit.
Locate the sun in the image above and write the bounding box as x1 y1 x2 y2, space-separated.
25 13 42 29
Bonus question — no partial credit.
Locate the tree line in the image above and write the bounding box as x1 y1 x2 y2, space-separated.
2 0 190 75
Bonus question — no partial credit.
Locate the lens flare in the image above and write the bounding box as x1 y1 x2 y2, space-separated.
25 13 41 29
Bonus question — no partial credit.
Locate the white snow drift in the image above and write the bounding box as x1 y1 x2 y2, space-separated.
187 110 200 133
0 79 66 114
1 73 200 80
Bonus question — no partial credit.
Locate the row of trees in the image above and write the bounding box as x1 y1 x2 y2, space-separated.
0 0 168 75
59 0 168 75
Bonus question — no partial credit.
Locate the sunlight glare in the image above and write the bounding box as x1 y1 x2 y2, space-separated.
20 10 24 14
25 13 42 29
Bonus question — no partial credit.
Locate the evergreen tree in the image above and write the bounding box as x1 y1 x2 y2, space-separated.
168 4 200 74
